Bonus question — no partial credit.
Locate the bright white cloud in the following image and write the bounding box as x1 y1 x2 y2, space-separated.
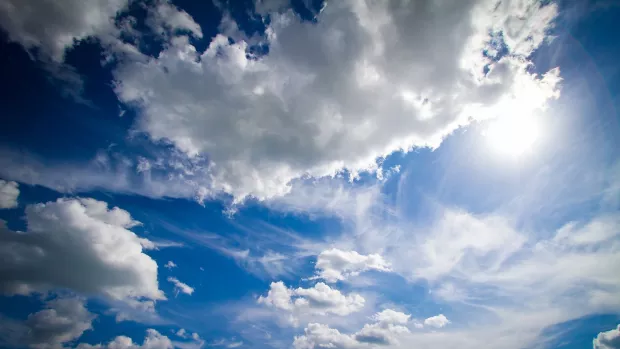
321 202 620 349
168 277 194 296
423 314 450 329
293 309 411 349
76 329 174 349
594 325 620 349
165 261 178 269
0 297 95 349
258 281 365 317
0 0 561 204
372 309 410 325
313 248 392 283
110 0 561 202
0 198 165 303
0 179 19 209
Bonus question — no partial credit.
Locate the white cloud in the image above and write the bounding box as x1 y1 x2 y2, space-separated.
293 323 358 349
258 281 365 317
145 0 203 39
0 0 561 204
0 0 130 100
0 0 201 100
0 198 165 303
76 329 174 349
0 148 208 202
165 261 178 269
0 0 127 62
553 216 620 246
172 331 204 349
0 297 95 349
209 338 244 348
111 0 560 202
423 314 450 329
0 179 19 209
168 277 194 296
319 201 620 349
293 309 411 349
594 325 620 349
313 248 392 283
372 309 410 325
407 210 527 281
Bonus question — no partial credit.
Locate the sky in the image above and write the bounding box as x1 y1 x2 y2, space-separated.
0 0 619 349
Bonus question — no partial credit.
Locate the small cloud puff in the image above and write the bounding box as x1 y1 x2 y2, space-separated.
0 179 19 209
168 277 194 296
313 248 392 283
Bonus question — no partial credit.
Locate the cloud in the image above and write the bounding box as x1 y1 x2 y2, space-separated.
0 0 561 205
318 200 620 349
173 331 204 349
594 325 620 349
293 309 411 349
0 297 95 349
0 197 165 303
313 249 392 283
168 277 194 296
258 281 365 317
0 0 202 100
110 0 560 202
208 338 243 348
159 218 315 280
0 0 129 100
165 261 178 269
0 148 208 202
0 0 126 62
0 179 19 209
145 0 203 40
423 314 450 329
372 310 410 325
76 329 174 349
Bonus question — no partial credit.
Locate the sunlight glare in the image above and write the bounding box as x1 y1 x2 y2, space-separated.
484 115 540 157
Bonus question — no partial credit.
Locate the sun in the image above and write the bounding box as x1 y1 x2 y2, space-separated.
484 115 540 157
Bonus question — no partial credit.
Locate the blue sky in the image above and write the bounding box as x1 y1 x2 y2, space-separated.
0 0 619 349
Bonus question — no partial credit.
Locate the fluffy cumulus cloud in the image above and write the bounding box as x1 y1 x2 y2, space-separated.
258 281 365 317
110 0 561 201
0 0 562 204
76 329 174 349
0 297 95 349
0 179 19 209
594 325 620 349
313 249 392 283
0 197 165 303
293 309 411 349
423 314 450 329
167 277 194 296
